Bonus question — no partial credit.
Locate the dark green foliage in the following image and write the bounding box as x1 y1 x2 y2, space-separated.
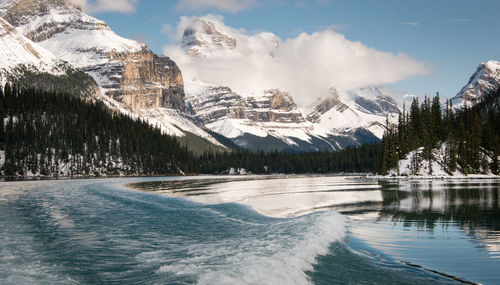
197 143 382 174
380 89 500 175
0 84 193 177
7 65 100 101
0 84 385 177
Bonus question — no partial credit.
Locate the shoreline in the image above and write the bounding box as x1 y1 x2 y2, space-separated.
370 174 500 180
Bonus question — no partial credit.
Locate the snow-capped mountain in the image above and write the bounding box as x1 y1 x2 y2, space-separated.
182 19 237 57
0 2 402 153
452 60 500 106
0 0 225 148
181 18 400 151
0 16 61 84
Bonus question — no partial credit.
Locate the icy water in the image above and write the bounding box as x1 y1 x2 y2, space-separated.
0 177 499 284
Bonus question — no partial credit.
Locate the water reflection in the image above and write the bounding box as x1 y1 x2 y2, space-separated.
377 180 500 260
131 176 382 218
131 177 500 284
381 181 499 228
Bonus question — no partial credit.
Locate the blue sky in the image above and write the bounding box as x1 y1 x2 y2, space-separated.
85 0 500 100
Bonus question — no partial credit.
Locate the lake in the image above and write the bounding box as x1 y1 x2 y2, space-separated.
0 176 498 284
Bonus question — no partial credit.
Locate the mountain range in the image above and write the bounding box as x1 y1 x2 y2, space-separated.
0 0 498 153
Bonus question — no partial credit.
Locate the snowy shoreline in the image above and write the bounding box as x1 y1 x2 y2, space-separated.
369 174 500 180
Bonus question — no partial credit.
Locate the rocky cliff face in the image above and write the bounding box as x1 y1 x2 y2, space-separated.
189 87 305 125
453 60 500 106
0 0 229 149
187 86 246 124
100 50 185 111
179 17 401 151
246 90 305 124
0 0 186 112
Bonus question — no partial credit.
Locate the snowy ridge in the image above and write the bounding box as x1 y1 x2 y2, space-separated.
187 86 316 144
452 60 500 107
0 16 61 84
0 0 227 149
0 0 144 68
310 87 399 139
180 17 400 150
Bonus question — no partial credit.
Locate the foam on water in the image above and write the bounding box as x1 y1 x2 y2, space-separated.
154 211 346 285
0 178 348 284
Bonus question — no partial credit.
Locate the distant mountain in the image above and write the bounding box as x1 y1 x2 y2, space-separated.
0 3 402 153
452 60 500 107
0 15 102 100
0 0 227 151
180 18 400 152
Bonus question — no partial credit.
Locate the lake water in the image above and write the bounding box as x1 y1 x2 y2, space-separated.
0 176 498 284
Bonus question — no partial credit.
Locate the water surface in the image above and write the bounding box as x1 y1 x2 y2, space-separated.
0 176 498 284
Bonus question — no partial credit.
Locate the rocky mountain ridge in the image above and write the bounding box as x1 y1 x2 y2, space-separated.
179 17 401 151
452 60 500 107
0 2 404 153
0 0 227 149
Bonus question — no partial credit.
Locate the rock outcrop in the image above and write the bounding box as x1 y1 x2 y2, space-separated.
188 87 305 125
0 0 186 112
453 60 500 106
246 90 305 124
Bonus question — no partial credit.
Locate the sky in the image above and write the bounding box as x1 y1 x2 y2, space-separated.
79 0 500 103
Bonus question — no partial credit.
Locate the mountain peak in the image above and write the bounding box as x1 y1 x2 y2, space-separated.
182 18 236 56
453 60 500 106
0 0 81 26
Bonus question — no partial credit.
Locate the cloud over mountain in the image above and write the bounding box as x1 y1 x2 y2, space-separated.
164 15 430 106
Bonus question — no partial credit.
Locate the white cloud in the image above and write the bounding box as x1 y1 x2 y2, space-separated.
71 0 138 13
164 16 430 107
176 0 259 13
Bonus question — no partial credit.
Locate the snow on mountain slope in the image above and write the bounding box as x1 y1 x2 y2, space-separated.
0 16 61 84
452 60 500 107
309 86 399 139
0 0 143 68
177 17 400 151
187 86 316 146
0 0 225 148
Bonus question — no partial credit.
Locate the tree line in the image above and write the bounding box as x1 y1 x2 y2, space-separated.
380 90 500 175
0 84 194 177
0 84 385 177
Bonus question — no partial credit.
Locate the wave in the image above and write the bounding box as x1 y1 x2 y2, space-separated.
150 209 346 285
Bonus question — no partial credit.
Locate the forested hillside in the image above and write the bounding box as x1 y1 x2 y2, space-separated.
0 84 195 177
0 84 384 177
380 90 500 176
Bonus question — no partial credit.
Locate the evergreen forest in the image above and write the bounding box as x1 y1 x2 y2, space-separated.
379 90 500 175
0 85 383 178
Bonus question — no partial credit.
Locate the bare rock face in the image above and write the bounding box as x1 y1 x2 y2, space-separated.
104 50 185 111
187 87 246 124
0 0 186 112
246 90 305 123
189 87 306 125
